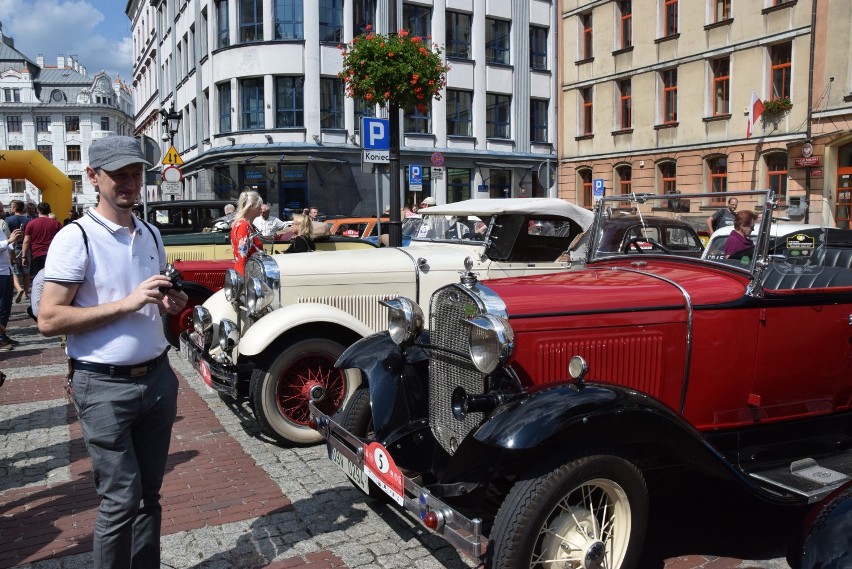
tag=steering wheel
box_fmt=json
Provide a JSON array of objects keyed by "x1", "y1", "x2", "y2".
[{"x1": 623, "y1": 237, "x2": 672, "y2": 254}]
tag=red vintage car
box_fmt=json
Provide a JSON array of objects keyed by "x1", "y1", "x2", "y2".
[{"x1": 311, "y1": 189, "x2": 852, "y2": 568}]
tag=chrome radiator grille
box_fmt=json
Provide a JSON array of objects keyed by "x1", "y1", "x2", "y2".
[
  {"x1": 297, "y1": 294, "x2": 398, "y2": 332},
  {"x1": 428, "y1": 285, "x2": 486, "y2": 456}
]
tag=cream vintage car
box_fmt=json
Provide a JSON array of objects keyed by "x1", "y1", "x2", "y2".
[{"x1": 180, "y1": 198, "x2": 593, "y2": 445}]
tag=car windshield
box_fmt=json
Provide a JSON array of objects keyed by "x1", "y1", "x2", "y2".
[
  {"x1": 588, "y1": 190, "x2": 770, "y2": 270},
  {"x1": 411, "y1": 214, "x2": 488, "y2": 243},
  {"x1": 586, "y1": 190, "x2": 851, "y2": 288}
]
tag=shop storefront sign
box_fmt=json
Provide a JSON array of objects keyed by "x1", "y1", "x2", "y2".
[{"x1": 794, "y1": 157, "x2": 821, "y2": 168}]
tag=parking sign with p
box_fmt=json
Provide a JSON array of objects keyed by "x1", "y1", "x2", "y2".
[{"x1": 362, "y1": 117, "x2": 390, "y2": 150}]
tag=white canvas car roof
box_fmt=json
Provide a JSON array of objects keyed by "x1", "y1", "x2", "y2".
[{"x1": 421, "y1": 198, "x2": 594, "y2": 230}]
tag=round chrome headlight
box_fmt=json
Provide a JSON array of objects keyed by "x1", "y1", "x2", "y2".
[
  {"x1": 245, "y1": 277, "x2": 273, "y2": 316},
  {"x1": 465, "y1": 314, "x2": 514, "y2": 374},
  {"x1": 381, "y1": 297, "x2": 424, "y2": 345},
  {"x1": 192, "y1": 305, "x2": 213, "y2": 350},
  {"x1": 218, "y1": 319, "x2": 240, "y2": 352},
  {"x1": 223, "y1": 269, "x2": 243, "y2": 304},
  {"x1": 192, "y1": 305, "x2": 212, "y2": 335}
]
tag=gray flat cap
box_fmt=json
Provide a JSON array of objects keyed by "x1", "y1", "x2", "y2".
[{"x1": 89, "y1": 136, "x2": 152, "y2": 171}]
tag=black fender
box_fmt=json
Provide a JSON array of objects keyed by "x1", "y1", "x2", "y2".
[
  {"x1": 442, "y1": 381, "x2": 800, "y2": 504},
  {"x1": 335, "y1": 331, "x2": 430, "y2": 439},
  {"x1": 180, "y1": 280, "x2": 215, "y2": 300}
]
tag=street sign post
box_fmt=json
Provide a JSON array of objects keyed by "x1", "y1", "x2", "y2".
[
  {"x1": 593, "y1": 179, "x2": 605, "y2": 203},
  {"x1": 162, "y1": 145, "x2": 183, "y2": 165},
  {"x1": 161, "y1": 181, "x2": 182, "y2": 198},
  {"x1": 362, "y1": 117, "x2": 390, "y2": 165}
]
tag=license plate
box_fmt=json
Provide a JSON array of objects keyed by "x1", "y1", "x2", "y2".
[{"x1": 330, "y1": 446, "x2": 369, "y2": 494}]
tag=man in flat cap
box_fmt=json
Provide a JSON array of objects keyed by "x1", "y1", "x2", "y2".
[{"x1": 39, "y1": 135, "x2": 188, "y2": 569}]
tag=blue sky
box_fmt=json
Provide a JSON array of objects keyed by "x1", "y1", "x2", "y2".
[{"x1": 0, "y1": 0, "x2": 132, "y2": 82}]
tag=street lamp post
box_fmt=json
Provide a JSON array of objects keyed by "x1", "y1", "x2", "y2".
[{"x1": 159, "y1": 105, "x2": 181, "y2": 147}]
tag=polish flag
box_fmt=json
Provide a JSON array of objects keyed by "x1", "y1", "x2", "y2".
[{"x1": 747, "y1": 90, "x2": 765, "y2": 138}]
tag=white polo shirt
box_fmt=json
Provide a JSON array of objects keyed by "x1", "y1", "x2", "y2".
[{"x1": 44, "y1": 209, "x2": 169, "y2": 365}]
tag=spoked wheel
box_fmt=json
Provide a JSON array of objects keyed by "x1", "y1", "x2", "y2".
[
  {"x1": 488, "y1": 455, "x2": 648, "y2": 569},
  {"x1": 250, "y1": 338, "x2": 361, "y2": 446}
]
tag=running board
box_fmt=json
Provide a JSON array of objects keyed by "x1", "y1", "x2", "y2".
[{"x1": 748, "y1": 451, "x2": 852, "y2": 503}]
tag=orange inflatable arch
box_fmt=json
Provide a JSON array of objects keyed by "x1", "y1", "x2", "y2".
[{"x1": 0, "y1": 150, "x2": 72, "y2": 216}]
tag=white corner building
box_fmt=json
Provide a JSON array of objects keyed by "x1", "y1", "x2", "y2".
[
  {"x1": 127, "y1": 0, "x2": 560, "y2": 217},
  {"x1": 0, "y1": 23, "x2": 135, "y2": 210}
]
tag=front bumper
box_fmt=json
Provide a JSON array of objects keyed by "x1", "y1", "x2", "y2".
[
  {"x1": 308, "y1": 401, "x2": 486, "y2": 560},
  {"x1": 179, "y1": 331, "x2": 244, "y2": 398}
]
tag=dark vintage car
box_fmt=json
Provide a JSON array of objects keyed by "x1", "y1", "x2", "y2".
[
  {"x1": 137, "y1": 200, "x2": 233, "y2": 235},
  {"x1": 310, "y1": 189, "x2": 852, "y2": 568},
  {"x1": 590, "y1": 214, "x2": 705, "y2": 257}
]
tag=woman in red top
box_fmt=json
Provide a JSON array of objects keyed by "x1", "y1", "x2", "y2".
[{"x1": 231, "y1": 190, "x2": 264, "y2": 275}]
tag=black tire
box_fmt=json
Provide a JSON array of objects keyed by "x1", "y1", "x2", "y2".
[
  {"x1": 337, "y1": 386, "x2": 391, "y2": 501},
  {"x1": 488, "y1": 455, "x2": 648, "y2": 569},
  {"x1": 338, "y1": 385, "x2": 372, "y2": 435},
  {"x1": 250, "y1": 337, "x2": 361, "y2": 446}
]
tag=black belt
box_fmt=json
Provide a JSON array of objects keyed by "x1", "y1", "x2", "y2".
[{"x1": 70, "y1": 349, "x2": 169, "y2": 378}]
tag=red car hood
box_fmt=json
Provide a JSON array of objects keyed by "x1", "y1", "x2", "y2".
[{"x1": 483, "y1": 260, "x2": 749, "y2": 317}]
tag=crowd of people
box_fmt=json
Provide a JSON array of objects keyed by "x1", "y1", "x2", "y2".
[{"x1": 0, "y1": 199, "x2": 67, "y2": 349}]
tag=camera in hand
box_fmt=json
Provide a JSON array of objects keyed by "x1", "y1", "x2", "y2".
[{"x1": 160, "y1": 264, "x2": 184, "y2": 295}]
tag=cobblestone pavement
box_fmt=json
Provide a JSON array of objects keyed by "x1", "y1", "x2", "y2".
[{"x1": 0, "y1": 301, "x2": 798, "y2": 568}]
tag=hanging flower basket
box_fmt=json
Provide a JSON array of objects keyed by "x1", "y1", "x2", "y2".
[{"x1": 339, "y1": 26, "x2": 450, "y2": 112}]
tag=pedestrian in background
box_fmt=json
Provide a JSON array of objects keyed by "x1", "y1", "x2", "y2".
[
  {"x1": 22, "y1": 202, "x2": 62, "y2": 277},
  {"x1": 5, "y1": 200, "x2": 31, "y2": 303},
  {"x1": 231, "y1": 190, "x2": 263, "y2": 275},
  {"x1": 706, "y1": 197, "x2": 738, "y2": 234},
  {"x1": 252, "y1": 204, "x2": 287, "y2": 238},
  {"x1": 38, "y1": 135, "x2": 188, "y2": 569},
  {"x1": 288, "y1": 214, "x2": 316, "y2": 252},
  {"x1": 0, "y1": 218, "x2": 22, "y2": 350}
]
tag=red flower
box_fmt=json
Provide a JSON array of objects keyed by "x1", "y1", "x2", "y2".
[
  {"x1": 366, "y1": 93, "x2": 373, "y2": 100},
  {"x1": 399, "y1": 29, "x2": 409, "y2": 37},
  {"x1": 387, "y1": 52, "x2": 394, "y2": 57}
]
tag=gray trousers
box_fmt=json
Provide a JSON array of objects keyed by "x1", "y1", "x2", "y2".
[{"x1": 72, "y1": 357, "x2": 178, "y2": 569}]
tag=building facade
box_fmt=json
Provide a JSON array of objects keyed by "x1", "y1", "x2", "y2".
[
  {"x1": 0, "y1": 23, "x2": 135, "y2": 210},
  {"x1": 558, "y1": 0, "x2": 852, "y2": 229},
  {"x1": 127, "y1": 0, "x2": 560, "y2": 218}
]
